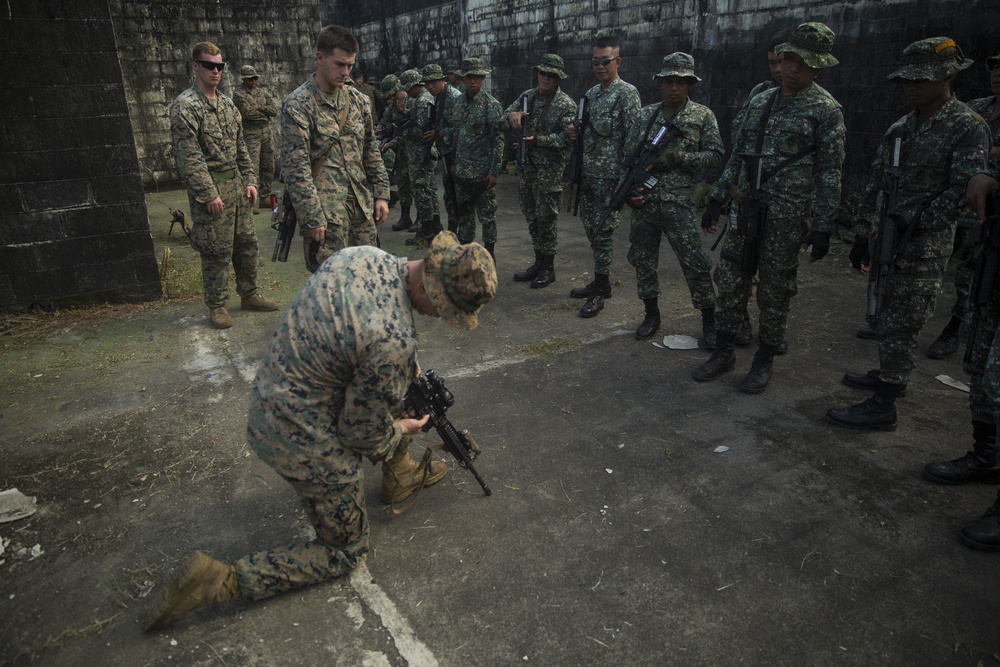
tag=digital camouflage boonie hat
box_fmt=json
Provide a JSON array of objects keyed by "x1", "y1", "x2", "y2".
[
  {"x1": 399, "y1": 68, "x2": 423, "y2": 90},
  {"x1": 379, "y1": 74, "x2": 402, "y2": 96},
  {"x1": 775, "y1": 22, "x2": 839, "y2": 69},
  {"x1": 458, "y1": 57, "x2": 491, "y2": 76},
  {"x1": 533, "y1": 54, "x2": 567, "y2": 80},
  {"x1": 422, "y1": 231, "x2": 497, "y2": 330},
  {"x1": 240, "y1": 65, "x2": 259, "y2": 79},
  {"x1": 887, "y1": 37, "x2": 974, "y2": 82},
  {"x1": 652, "y1": 52, "x2": 701, "y2": 82},
  {"x1": 421, "y1": 64, "x2": 447, "y2": 83}
]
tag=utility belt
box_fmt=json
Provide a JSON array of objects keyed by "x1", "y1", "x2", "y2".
[{"x1": 210, "y1": 168, "x2": 237, "y2": 183}]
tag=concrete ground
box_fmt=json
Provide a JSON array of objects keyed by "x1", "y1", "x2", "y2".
[{"x1": 1, "y1": 176, "x2": 998, "y2": 666}]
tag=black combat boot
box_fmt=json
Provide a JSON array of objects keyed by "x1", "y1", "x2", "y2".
[
  {"x1": 843, "y1": 368, "x2": 908, "y2": 396},
  {"x1": 923, "y1": 421, "x2": 1000, "y2": 485},
  {"x1": 739, "y1": 343, "x2": 776, "y2": 394},
  {"x1": 388, "y1": 190, "x2": 399, "y2": 208},
  {"x1": 735, "y1": 313, "x2": 752, "y2": 346},
  {"x1": 579, "y1": 273, "x2": 611, "y2": 318},
  {"x1": 927, "y1": 316, "x2": 962, "y2": 359},
  {"x1": 391, "y1": 206, "x2": 413, "y2": 231},
  {"x1": 570, "y1": 281, "x2": 594, "y2": 299},
  {"x1": 825, "y1": 380, "x2": 903, "y2": 431},
  {"x1": 700, "y1": 308, "x2": 717, "y2": 350},
  {"x1": 960, "y1": 490, "x2": 1000, "y2": 551},
  {"x1": 484, "y1": 242, "x2": 495, "y2": 262},
  {"x1": 692, "y1": 331, "x2": 736, "y2": 382},
  {"x1": 531, "y1": 254, "x2": 556, "y2": 288},
  {"x1": 635, "y1": 298, "x2": 660, "y2": 340},
  {"x1": 515, "y1": 252, "x2": 542, "y2": 282},
  {"x1": 447, "y1": 217, "x2": 458, "y2": 234}
]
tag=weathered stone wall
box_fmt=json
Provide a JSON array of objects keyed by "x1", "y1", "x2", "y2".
[{"x1": 0, "y1": 0, "x2": 161, "y2": 308}]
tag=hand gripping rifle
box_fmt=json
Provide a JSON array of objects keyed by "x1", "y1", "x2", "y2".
[
  {"x1": 271, "y1": 190, "x2": 296, "y2": 262},
  {"x1": 516, "y1": 96, "x2": 530, "y2": 170},
  {"x1": 720, "y1": 153, "x2": 769, "y2": 303},
  {"x1": 376, "y1": 117, "x2": 416, "y2": 143},
  {"x1": 867, "y1": 127, "x2": 906, "y2": 319},
  {"x1": 403, "y1": 369, "x2": 491, "y2": 496},
  {"x1": 965, "y1": 192, "x2": 1000, "y2": 364},
  {"x1": 566, "y1": 96, "x2": 586, "y2": 216}
]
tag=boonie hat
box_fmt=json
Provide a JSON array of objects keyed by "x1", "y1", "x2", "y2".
[
  {"x1": 422, "y1": 232, "x2": 497, "y2": 330},
  {"x1": 775, "y1": 22, "x2": 839, "y2": 69},
  {"x1": 653, "y1": 52, "x2": 701, "y2": 82},
  {"x1": 887, "y1": 37, "x2": 973, "y2": 82},
  {"x1": 240, "y1": 65, "x2": 259, "y2": 79},
  {"x1": 533, "y1": 54, "x2": 568, "y2": 80},
  {"x1": 421, "y1": 64, "x2": 446, "y2": 82},
  {"x1": 458, "y1": 57, "x2": 491, "y2": 77},
  {"x1": 399, "y1": 69, "x2": 423, "y2": 90},
  {"x1": 379, "y1": 74, "x2": 402, "y2": 96}
]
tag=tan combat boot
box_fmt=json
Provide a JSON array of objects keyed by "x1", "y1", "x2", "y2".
[
  {"x1": 240, "y1": 294, "x2": 279, "y2": 311},
  {"x1": 381, "y1": 447, "x2": 448, "y2": 504},
  {"x1": 146, "y1": 552, "x2": 241, "y2": 631},
  {"x1": 209, "y1": 306, "x2": 233, "y2": 329}
]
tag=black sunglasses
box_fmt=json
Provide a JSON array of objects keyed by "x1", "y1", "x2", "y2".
[{"x1": 196, "y1": 60, "x2": 226, "y2": 71}]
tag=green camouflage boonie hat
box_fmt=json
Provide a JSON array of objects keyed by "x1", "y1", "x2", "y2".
[
  {"x1": 422, "y1": 232, "x2": 498, "y2": 330},
  {"x1": 652, "y1": 52, "x2": 701, "y2": 82},
  {"x1": 399, "y1": 69, "x2": 423, "y2": 90},
  {"x1": 458, "y1": 57, "x2": 491, "y2": 76},
  {"x1": 987, "y1": 52, "x2": 1000, "y2": 70},
  {"x1": 775, "y1": 22, "x2": 839, "y2": 69},
  {"x1": 240, "y1": 65, "x2": 259, "y2": 79},
  {"x1": 887, "y1": 37, "x2": 973, "y2": 82},
  {"x1": 379, "y1": 74, "x2": 402, "y2": 96},
  {"x1": 533, "y1": 54, "x2": 567, "y2": 80},
  {"x1": 421, "y1": 64, "x2": 447, "y2": 83}
]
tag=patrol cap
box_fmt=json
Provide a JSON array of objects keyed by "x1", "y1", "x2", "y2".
[
  {"x1": 653, "y1": 52, "x2": 701, "y2": 82},
  {"x1": 775, "y1": 22, "x2": 839, "y2": 69},
  {"x1": 399, "y1": 68, "x2": 423, "y2": 90},
  {"x1": 988, "y1": 52, "x2": 1000, "y2": 70},
  {"x1": 422, "y1": 231, "x2": 497, "y2": 330},
  {"x1": 533, "y1": 54, "x2": 567, "y2": 80},
  {"x1": 421, "y1": 64, "x2": 447, "y2": 82},
  {"x1": 380, "y1": 74, "x2": 402, "y2": 96},
  {"x1": 240, "y1": 65, "x2": 259, "y2": 79},
  {"x1": 458, "y1": 57, "x2": 491, "y2": 76},
  {"x1": 887, "y1": 37, "x2": 973, "y2": 82}
]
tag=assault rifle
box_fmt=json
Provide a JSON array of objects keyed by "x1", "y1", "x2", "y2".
[
  {"x1": 403, "y1": 370, "x2": 491, "y2": 496},
  {"x1": 516, "y1": 96, "x2": 530, "y2": 170},
  {"x1": 422, "y1": 103, "x2": 437, "y2": 166},
  {"x1": 376, "y1": 117, "x2": 416, "y2": 143},
  {"x1": 566, "y1": 96, "x2": 586, "y2": 216},
  {"x1": 271, "y1": 190, "x2": 296, "y2": 262},
  {"x1": 720, "y1": 153, "x2": 768, "y2": 303},
  {"x1": 867, "y1": 127, "x2": 906, "y2": 319},
  {"x1": 965, "y1": 192, "x2": 1000, "y2": 364}
]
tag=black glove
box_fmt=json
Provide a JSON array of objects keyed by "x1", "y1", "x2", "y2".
[
  {"x1": 850, "y1": 236, "x2": 869, "y2": 270},
  {"x1": 804, "y1": 230, "x2": 831, "y2": 260},
  {"x1": 701, "y1": 199, "x2": 722, "y2": 230}
]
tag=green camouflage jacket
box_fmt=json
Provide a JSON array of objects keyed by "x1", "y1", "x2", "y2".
[
  {"x1": 447, "y1": 89, "x2": 504, "y2": 180},
  {"x1": 402, "y1": 89, "x2": 435, "y2": 146},
  {"x1": 581, "y1": 77, "x2": 641, "y2": 180},
  {"x1": 498, "y1": 86, "x2": 576, "y2": 180},
  {"x1": 433, "y1": 85, "x2": 464, "y2": 155},
  {"x1": 232, "y1": 84, "x2": 277, "y2": 128}
]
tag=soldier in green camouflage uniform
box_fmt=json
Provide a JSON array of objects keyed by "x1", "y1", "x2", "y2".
[
  {"x1": 145, "y1": 233, "x2": 498, "y2": 629},
  {"x1": 695, "y1": 23, "x2": 846, "y2": 393},
  {"x1": 567, "y1": 36, "x2": 642, "y2": 318},
  {"x1": 624, "y1": 53, "x2": 723, "y2": 345},
  {"x1": 828, "y1": 37, "x2": 989, "y2": 430},
  {"x1": 445, "y1": 57, "x2": 504, "y2": 255},
  {"x1": 398, "y1": 69, "x2": 441, "y2": 245},
  {"x1": 378, "y1": 75, "x2": 415, "y2": 231},
  {"x1": 169, "y1": 42, "x2": 278, "y2": 329},
  {"x1": 280, "y1": 26, "x2": 390, "y2": 273},
  {"x1": 498, "y1": 54, "x2": 576, "y2": 288},
  {"x1": 232, "y1": 65, "x2": 278, "y2": 200},
  {"x1": 422, "y1": 64, "x2": 464, "y2": 233},
  {"x1": 447, "y1": 66, "x2": 466, "y2": 95}
]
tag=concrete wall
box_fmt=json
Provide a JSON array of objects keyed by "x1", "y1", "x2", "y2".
[{"x1": 0, "y1": 0, "x2": 161, "y2": 308}]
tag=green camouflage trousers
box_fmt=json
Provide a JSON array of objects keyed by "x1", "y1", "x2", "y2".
[
  {"x1": 455, "y1": 177, "x2": 497, "y2": 245},
  {"x1": 578, "y1": 176, "x2": 619, "y2": 275},
  {"x1": 627, "y1": 199, "x2": 715, "y2": 307},
  {"x1": 244, "y1": 126, "x2": 274, "y2": 196},
  {"x1": 404, "y1": 143, "x2": 438, "y2": 222},
  {"x1": 518, "y1": 174, "x2": 561, "y2": 255},
  {"x1": 950, "y1": 224, "x2": 973, "y2": 321},
  {"x1": 965, "y1": 274, "x2": 1000, "y2": 424},
  {"x1": 384, "y1": 145, "x2": 413, "y2": 209},
  {"x1": 187, "y1": 176, "x2": 261, "y2": 308},
  {"x1": 440, "y1": 158, "x2": 458, "y2": 224},
  {"x1": 714, "y1": 205, "x2": 809, "y2": 346},
  {"x1": 866, "y1": 256, "x2": 948, "y2": 386},
  {"x1": 303, "y1": 195, "x2": 377, "y2": 273}
]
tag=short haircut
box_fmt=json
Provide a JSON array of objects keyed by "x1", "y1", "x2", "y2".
[
  {"x1": 594, "y1": 36, "x2": 620, "y2": 51},
  {"x1": 317, "y1": 25, "x2": 359, "y2": 55},
  {"x1": 767, "y1": 29, "x2": 787, "y2": 51},
  {"x1": 192, "y1": 42, "x2": 221, "y2": 60}
]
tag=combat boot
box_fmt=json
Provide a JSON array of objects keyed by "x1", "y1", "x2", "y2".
[
  {"x1": 570, "y1": 281, "x2": 594, "y2": 299},
  {"x1": 388, "y1": 189, "x2": 399, "y2": 208},
  {"x1": 391, "y1": 206, "x2": 413, "y2": 231},
  {"x1": 635, "y1": 298, "x2": 660, "y2": 340},
  {"x1": 692, "y1": 331, "x2": 736, "y2": 381},
  {"x1": 381, "y1": 447, "x2": 448, "y2": 504},
  {"x1": 579, "y1": 273, "x2": 611, "y2": 318},
  {"x1": 146, "y1": 552, "x2": 241, "y2": 631},
  {"x1": 923, "y1": 421, "x2": 1000, "y2": 485},
  {"x1": 209, "y1": 306, "x2": 233, "y2": 329},
  {"x1": 405, "y1": 220, "x2": 428, "y2": 246},
  {"x1": 241, "y1": 294, "x2": 279, "y2": 311},
  {"x1": 700, "y1": 308, "x2": 717, "y2": 350},
  {"x1": 960, "y1": 491, "x2": 1000, "y2": 551},
  {"x1": 484, "y1": 242, "x2": 495, "y2": 262},
  {"x1": 825, "y1": 380, "x2": 903, "y2": 431},
  {"x1": 514, "y1": 252, "x2": 542, "y2": 282},
  {"x1": 843, "y1": 369, "x2": 908, "y2": 396},
  {"x1": 739, "y1": 343, "x2": 776, "y2": 394},
  {"x1": 735, "y1": 313, "x2": 752, "y2": 346},
  {"x1": 927, "y1": 317, "x2": 962, "y2": 359},
  {"x1": 531, "y1": 254, "x2": 556, "y2": 288}
]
